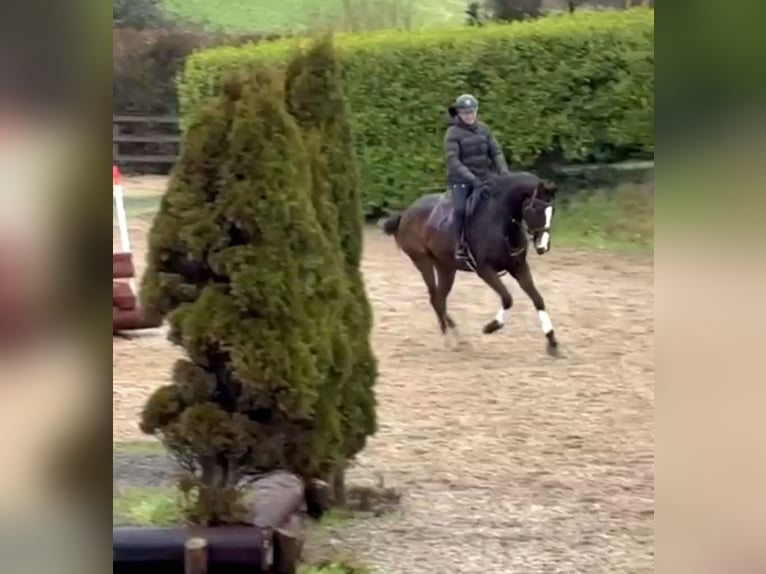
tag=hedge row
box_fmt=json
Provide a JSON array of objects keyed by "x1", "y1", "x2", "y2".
[{"x1": 178, "y1": 8, "x2": 653, "y2": 212}]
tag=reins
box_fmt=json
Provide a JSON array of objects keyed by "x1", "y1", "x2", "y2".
[{"x1": 505, "y1": 219, "x2": 528, "y2": 257}]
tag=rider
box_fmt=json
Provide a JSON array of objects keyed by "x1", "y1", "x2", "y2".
[{"x1": 444, "y1": 93, "x2": 510, "y2": 260}]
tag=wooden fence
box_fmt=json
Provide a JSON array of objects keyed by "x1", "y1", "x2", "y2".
[{"x1": 113, "y1": 114, "x2": 181, "y2": 167}]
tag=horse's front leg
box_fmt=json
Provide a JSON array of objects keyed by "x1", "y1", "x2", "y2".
[
  {"x1": 476, "y1": 265, "x2": 513, "y2": 334},
  {"x1": 511, "y1": 260, "x2": 559, "y2": 356}
]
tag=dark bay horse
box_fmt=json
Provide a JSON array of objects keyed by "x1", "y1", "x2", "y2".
[{"x1": 379, "y1": 172, "x2": 559, "y2": 355}]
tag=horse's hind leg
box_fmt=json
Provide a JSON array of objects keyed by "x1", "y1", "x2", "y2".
[
  {"x1": 435, "y1": 265, "x2": 469, "y2": 349},
  {"x1": 435, "y1": 265, "x2": 457, "y2": 330},
  {"x1": 511, "y1": 260, "x2": 559, "y2": 356},
  {"x1": 411, "y1": 255, "x2": 448, "y2": 334},
  {"x1": 476, "y1": 265, "x2": 514, "y2": 334}
]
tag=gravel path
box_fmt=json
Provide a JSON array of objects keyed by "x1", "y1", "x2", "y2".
[
  {"x1": 114, "y1": 452, "x2": 176, "y2": 490},
  {"x1": 114, "y1": 215, "x2": 653, "y2": 573}
]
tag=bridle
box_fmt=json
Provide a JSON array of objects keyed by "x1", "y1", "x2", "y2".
[
  {"x1": 505, "y1": 219, "x2": 528, "y2": 257},
  {"x1": 522, "y1": 186, "x2": 554, "y2": 236},
  {"x1": 505, "y1": 186, "x2": 554, "y2": 257}
]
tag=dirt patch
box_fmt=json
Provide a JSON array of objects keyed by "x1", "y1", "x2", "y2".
[{"x1": 113, "y1": 218, "x2": 653, "y2": 573}]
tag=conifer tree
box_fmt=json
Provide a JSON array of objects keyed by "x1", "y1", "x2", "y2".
[
  {"x1": 139, "y1": 68, "x2": 347, "y2": 524},
  {"x1": 285, "y1": 36, "x2": 378, "y2": 499}
]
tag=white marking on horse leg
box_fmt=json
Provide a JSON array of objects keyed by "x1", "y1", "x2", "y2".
[
  {"x1": 495, "y1": 307, "x2": 506, "y2": 325},
  {"x1": 535, "y1": 206, "x2": 553, "y2": 251},
  {"x1": 538, "y1": 310, "x2": 554, "y2": 334}
]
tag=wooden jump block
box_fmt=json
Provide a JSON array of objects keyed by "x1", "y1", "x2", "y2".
[
  {"x1": 113, "y1": 307, "x2": 161, "y2": 332},
  {"x1": 113, "y1": 252, "x2": 135, "y2": 279},
  {"x1": 113, "y1": 282, "x2": 137, "y2": 311}
]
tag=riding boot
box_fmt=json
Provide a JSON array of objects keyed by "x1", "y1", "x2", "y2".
[
  {"x1": 449, "y1": 183, "x2": 470, "y2": 260},
  {"x1": 453, "y1": 209, "x2": 467, "y2": 259}
]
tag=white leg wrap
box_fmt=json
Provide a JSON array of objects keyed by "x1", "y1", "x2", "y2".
[{"x1": 538, "y1": 310, "x2": 553, "y2": 334}]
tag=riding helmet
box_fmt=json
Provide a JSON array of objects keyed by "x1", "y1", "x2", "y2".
[{"x1": 452, "y1": 94, "x2": 479, "y2": 111}]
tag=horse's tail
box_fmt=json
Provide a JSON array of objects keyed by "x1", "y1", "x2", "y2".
[{"x1": 378, "y1": 213, "x2": 402, "y2": 236}]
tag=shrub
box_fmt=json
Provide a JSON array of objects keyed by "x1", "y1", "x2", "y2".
[
  {"x1": 113, "y1": 29, "x2": 199, "y2": 115},
  {"x1": 284, "y1": 35, "x2": 378, "y2": 498},
  {"x1": 113, "y1": 28, "x2": 281, "y2": 115},
  {"x1": 139, "y1": 67, "x2": 348, "y2": 524},
  {"x1": 179, "y1": 8, "x2": 654, "y2": 214}
]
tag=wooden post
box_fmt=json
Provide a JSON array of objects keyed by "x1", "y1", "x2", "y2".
[
  {"x1": 274, "y1": 514, "x2": 305, "y2": 574},
  {"x1": 184, "y1": 537, "x2": 208, "y2": 574}
]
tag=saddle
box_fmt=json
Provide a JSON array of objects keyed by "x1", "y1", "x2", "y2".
[
  {"x1": 426, "y1": 189, "x2": 484, "y2": 231},
  {"x1": 425, "y1": 190, "x2": 484, "y2": 270}
]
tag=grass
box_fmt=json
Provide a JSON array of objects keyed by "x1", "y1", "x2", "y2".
[
  {"x1": 116, "y1": 195, "x2": 165, "y2": 219},
  {"x1": 114, "y1": 439, "x2": 166, "y2": 455},
  {"x1": 113, "y1": 486, "x2": 184, "y2": 526},
  {"x1": 561, "y1": 184, "x2": 653, "y2": 250},
  {"x1": 298, "y1": 560, "x2": 372, "y2": 574},
  {"x1": 553, "y1": 183, "x2": 653, "y2": 252},
  {"x1": 160, "y1": 0, "x2": 468, "y2": 34}
]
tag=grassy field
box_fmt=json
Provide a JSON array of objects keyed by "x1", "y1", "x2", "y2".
[
  {"x1": 552, "y1": 183, "x2": 653, "y2": 251},
  {"x1": 160, "y1": 0, "x2": 468, "y2": 33},
  {"x1": 114, "y1": 486, "x2": 184, "y2": 526}
]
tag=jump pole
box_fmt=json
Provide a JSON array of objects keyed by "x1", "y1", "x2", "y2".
[{"x1": 113, "y1": 165, "x2": 134, "y2": 291}]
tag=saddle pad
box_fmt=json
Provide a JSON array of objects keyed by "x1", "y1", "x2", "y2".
[{"x1": 425, "y1": 193, "x2": 454, "y2": 232}]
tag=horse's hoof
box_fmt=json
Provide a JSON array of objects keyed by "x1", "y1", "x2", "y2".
[
  {"x1": 483, "y1": 320, "x2": 503, "y2": 334},
  {"x1": 546, "y1": 332, "x2": 560, "y2": 357}
]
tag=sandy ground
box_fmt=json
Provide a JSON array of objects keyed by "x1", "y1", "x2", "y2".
[{"x1": 113, "y1": 179, "x2": 653, "y2": 573}]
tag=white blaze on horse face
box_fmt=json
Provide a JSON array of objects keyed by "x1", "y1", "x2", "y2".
[
  {"x1": 538, "y1": 310, "x2": 554, "y2": 334},
  {"x1": 536, "y1": 206, "x2": 553, "y2": 252}
]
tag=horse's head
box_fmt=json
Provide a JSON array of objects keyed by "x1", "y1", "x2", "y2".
[{"x1": 522, "y1": 180, "x2": 556, "y2": 255}]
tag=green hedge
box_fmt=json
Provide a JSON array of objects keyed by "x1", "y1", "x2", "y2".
[{"x1": 179, "y1": 8, "x2": 653, "y2": 213}]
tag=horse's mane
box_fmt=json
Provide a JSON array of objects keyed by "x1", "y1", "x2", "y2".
[{"x1": 487, "y1": 171, "x2": 540, "y2": 200}]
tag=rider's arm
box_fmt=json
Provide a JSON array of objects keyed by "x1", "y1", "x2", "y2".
[
  {"x1": 488, "y1": 131, "x2": 510, "y2": 175},
  {"x1": 444, "y1": 128, "x2": 479, "y2": 185}
]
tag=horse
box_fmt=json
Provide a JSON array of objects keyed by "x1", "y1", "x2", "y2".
[{"x1": 378, "y1": 171, "x2": 559, "y2": 356}]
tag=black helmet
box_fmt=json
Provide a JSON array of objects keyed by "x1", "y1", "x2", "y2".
[{"x1": 452, "y1": 94, "x2": 478, "y2": 111}]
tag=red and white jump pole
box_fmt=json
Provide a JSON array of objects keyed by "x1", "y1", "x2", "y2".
[
  {"x1": 112, "y1": 165, "x2": 134, "y2": 290},
  {"x1": 113, "y1": 165, "x2": 131, "y2": 252}
]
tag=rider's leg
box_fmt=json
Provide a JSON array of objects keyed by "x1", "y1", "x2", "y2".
[{"x1": 450, "y1": 183, "x2": 470, "y2": 256}]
